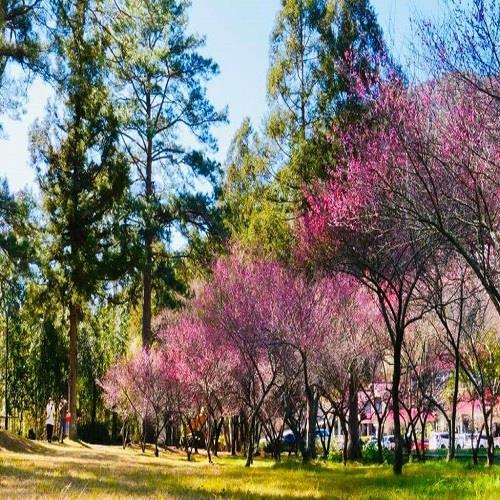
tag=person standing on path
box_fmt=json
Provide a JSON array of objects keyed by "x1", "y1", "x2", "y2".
[
  {"x1": 58, "y1": 397, "x2": 68, "y2": 443},
  {"x1": 65, "y1": 410, "x2": 71, "y2": 437},
  {"x1": 46, "y1": 396, "x2": 55, "y2": 443}
]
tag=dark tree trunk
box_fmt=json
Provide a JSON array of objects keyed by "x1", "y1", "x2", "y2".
[
  {"x1": 483, "y1": 410, "x2": 494, "y2": 467},
  {"x1": 419, "y1": 416, "x2": 428, "y2": 462},
  {"x1": 4, "y1": 313, "x2": 8, "y2": 431},
  {"x1": 111, "y1": 411, "x2": 118, "y2": 443},
  {"x1": 341, "y1": 419, "x2": 349, "y2": 466},
  {"x1": 410, "y1": 421, "x2": 420, "y2": 460},
  {"x1": 69, "y1": 301, "x2": 78, "y2": 440},
  {"x1": 121, "y1": 420, "x2": 129, "y2": 449},
  {"x1": 376, "y1": 420, "x2": 384, "y2": 464},
  {"x1": 154, "y1": 426, "x2": 159, "y2": 457},
  {"x1": 392, "y1": 335, "x2": 404, "y2": 475},
  {"x1": 448, "y1": 354, "x2": 460, "y2": 461},
  {"x1": 231, "y1": 415, "x2": 237, "y2": 455},
  {"x1": 486, "y1": 435, "x2": 494, "y2": 466},
  {"x1": 140, "y1": 419, "x2": 147, "y2": 453},
  {"x1": 141, "y1": 117, "x2": 153, "y2": 347},
  {"x1": 213, "y1": 418, "x2": 223, "y2": 456},
  {"x1": 347, "y1": 373, "x2": 361, "y2": 461},
  {"x1": 91, "y1": 380, "x2": 97, "y2": 425},
  {"x1": 303, "y1": 386, "x2": 318, "y2": 462},
  {"x1": 245, "y1": 414, "x2": 256, "y2": 467},
  {"x1": 205, "y1": 419, "x2": 213, "y2": 464}
]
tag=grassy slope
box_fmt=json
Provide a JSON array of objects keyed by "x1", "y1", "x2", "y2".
[{"x1": 0, "y1": 434, "x2": 498, "y2": 498}]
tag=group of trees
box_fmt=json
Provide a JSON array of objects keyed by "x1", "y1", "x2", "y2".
[
  {"x1": 0, "y1": 0, "x2": 498, "y2": 478},
  {"x1": 103, "y1": 0, "x2": 499, "y2": 476},
  {"x1": 1, "y1": 0, "x2": 224, "y2": 439}
]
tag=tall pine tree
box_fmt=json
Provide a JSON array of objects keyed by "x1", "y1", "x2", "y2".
[
  {"x1": 107, "y1": 0, "x2": 226, "y2": 346},
  {"x1": 267, "y1": 0, "x2": 384, "y2": 191},
  {"x1": 31, "y1": 0, "x2": 128, "y2": 438}
]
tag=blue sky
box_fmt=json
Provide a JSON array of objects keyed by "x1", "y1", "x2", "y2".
[{"x1": 0, "y1": 0, "x2": 441, "y2": 193}]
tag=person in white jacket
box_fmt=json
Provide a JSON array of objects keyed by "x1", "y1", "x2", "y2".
[{"x1": 46, "y1": 396, "x2": 55, "y2": 443}]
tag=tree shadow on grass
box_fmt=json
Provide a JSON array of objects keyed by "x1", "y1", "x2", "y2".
[
  {"x1": 0, "y1": 461, "x2": 287, "y2": 499},
  {"x1": 0, "y1": 431, "x2": 56, "y2": 455},
  {"x1": 1, "y1": 446, "x2": 497, "y2": 499}
]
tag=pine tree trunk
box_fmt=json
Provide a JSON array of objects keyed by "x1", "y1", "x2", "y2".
[
  {"x1": 69, "y1": 301, "x2": 78, "y2": 440},
  {"x1": 4, "y1": 313, "x2": 9, "y2": 431},
  {"x1": 142, "y1": 256, "x2": 152, "y2": 347},
  {"x1": 142, "y1": 109, "x2": 153, "y2": 348}
]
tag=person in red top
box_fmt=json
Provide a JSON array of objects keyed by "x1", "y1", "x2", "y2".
[{"x1": 65, "y1": 411, "x2": 71, "y2": 437}]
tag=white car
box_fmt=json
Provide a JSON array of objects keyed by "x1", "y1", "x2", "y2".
[
  {"x1": 456, "y1": 433, "x2": 488, "y2": 449},
  {"x1": 429, "y1": 431, "x2": 449, "y2": 449},
  {"x1": 382, "y1": 435, "x2": 395, "y2": 450}
]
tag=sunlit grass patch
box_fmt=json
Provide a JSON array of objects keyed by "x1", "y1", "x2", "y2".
[{"x1": 0, "y1": 435, "x2": 498, "y2": 498}]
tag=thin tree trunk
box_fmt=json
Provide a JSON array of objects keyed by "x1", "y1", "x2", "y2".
[
  {"x1": 245, "y1": 414, "x2": 255, "y2": 467},
  {"x1": 154, "y1": 427, "x2": 159, "y2": 457},
  {"x1": 483, "y1": 409, "x2": 494, "y2": 466},
  {"x1": 69, "y1": 301, "x2": 78, "y2": 440},
  {"x1": 448, "y1": 354, "x2": 460, "y2": 461},
  {"x1": 111, "y1": 411, "x2": 118, "y2": 443},
  {"x1": 410, "y1": 420, "x2": 420, "y2": 461},
  {"x1": 231, "y1": 415, "x2": 237, "y2": 455},
  {"x1": 4, "y1": 311, "x2": 9, "y2": 431},
  {"x1": 213, "y1": 418, "x2": 223, "y2": 456},
  {"x1": 140, "y1": 419, "x2": 147, "y2": 453},
  {"x1": 91, "y1": 379, "x2": 97, "y2": 425},
  {"x1": 392, "y1": 335, "x2": 404, "y2": 475},
  {"x1": 141, "y1": 110, "x2": 153, "y2": 347},
  {"x1": 341, "y1": 418, "x2": 348, "y2": 466},
  {"x1": 205, "y1": 418, "x2": 213, "y2": 463},
  {"x1": 376, "y1": 420, "x2": 384, "y2": 464}
]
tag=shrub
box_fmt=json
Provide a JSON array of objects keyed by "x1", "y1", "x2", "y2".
[{"x1": 78, "y1": 422, "x2": 111, "y2": 444}]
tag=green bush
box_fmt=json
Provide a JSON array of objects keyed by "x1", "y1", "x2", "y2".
[
  {"x1": 328, "y1": 449, "x2": 343, "y2": 462},
  {"x1": 78, "y1": 422, "x2": 111, "y2": 444},
  {"x1": 362, "y1": 444, "x2": 393, "y2": 464}
]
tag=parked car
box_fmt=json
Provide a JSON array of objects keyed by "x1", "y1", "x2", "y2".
[
  {"x1": 411, "y1": 440, "x2": 429, "y2": 451},
  {"x1": 281, "y1": 430, "x2": 297, "y2": 446},
  {"x1": 456, "y1": 433, "x2": 488, "y2": 449},
  {"x1": 382, "y1": 435, "x2": 395, "y2": 450},
  {"x1": 429, "y1": 431, "x2": 449, "y2": 449},
  {"x1": 315, "y1": 428, "x2": 330, "y2": 439}
]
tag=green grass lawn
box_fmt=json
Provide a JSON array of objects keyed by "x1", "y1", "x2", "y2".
[{"x1": 0, "y1": 432, "x2": 499, "y2": 498}]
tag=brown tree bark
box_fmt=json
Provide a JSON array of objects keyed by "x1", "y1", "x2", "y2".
[
  {"x1": 68, "y1": 301, "x2": 78, "y2": 440},
  {"x1": 392, "y1": 334, "x2": 403, "y2": 475},
  {"x1": 141, "y1": 101, "x2": 153, "y2": 348},
  {"x1": 347, "y1": 372, "x2": 361, "y2": 461}
]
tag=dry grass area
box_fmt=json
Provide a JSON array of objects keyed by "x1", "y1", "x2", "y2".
[{"x1": 0, "y1": 431, "x2": 499, "y2": 498}]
